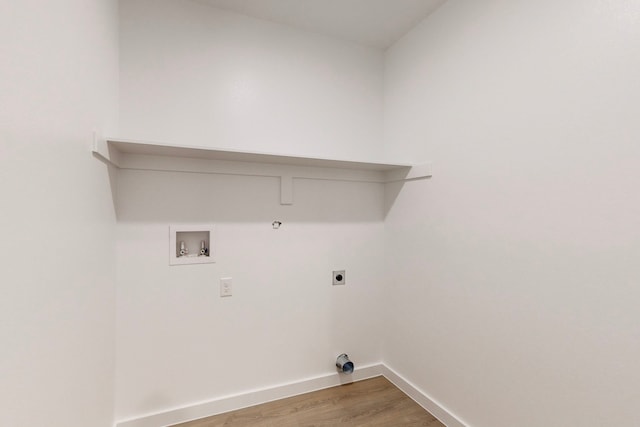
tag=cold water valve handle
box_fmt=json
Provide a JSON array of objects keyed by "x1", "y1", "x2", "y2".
[{"x1": 199, "y1": 240, "x2": 208, "y2": 256}]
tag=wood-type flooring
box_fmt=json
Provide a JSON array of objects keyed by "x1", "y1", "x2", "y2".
[{"x1": 173, "y1": 376, "x2": 445, "y2": 427}]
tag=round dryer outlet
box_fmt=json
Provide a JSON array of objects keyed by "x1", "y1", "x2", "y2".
[{"x1": 332, "y1": 270, "x2": 346, "y2": 285}]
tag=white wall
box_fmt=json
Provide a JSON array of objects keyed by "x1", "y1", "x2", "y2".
[
  {"x1": 115, "y1": 0, "x2": 388, "y2": 421},
  {"x1": 114, "y1": 170, "x2": 386, "y2": 420},
  {"x1": 0, "y1": 1, "x2": 119, "y2": 427},
  {"x1": 383, "y1": 0, "x2": 640, "y2": 426},
  {"x1": 119, "y1": 0, "x2": 384, "y2": 161},
  {"x1": 9, "y1": 1, "x2": 634, "y2": 424}
]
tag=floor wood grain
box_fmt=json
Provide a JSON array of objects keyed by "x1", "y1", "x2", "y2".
[{"x1": 172, "y1": 376, "x2": 445, "y2": 427}]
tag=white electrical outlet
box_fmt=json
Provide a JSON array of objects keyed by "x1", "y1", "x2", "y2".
[
  {"x1": 220, "y1": 277, "x2": 233, "y2": 297},
  {"x1": 333, "y1": 270, "x2": 346, "y2": 286}
]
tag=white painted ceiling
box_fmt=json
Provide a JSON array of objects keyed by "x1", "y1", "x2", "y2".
[{"x1": 196, "y1": 0, "x2": 446, "y2": 49}]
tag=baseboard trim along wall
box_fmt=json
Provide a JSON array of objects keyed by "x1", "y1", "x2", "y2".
[
  {"x1": 381, "y1": 364, "x2": 470, "y2": 427},
  {"x1": 115, "y1": 363, "x2": 468, "y2": 427}
]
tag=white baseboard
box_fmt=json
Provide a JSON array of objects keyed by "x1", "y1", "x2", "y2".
[
  {"x1": 115, "y1": 363, "x2": 383, "y2": 427},
  {"x1": 381, "y1": 364, "x2": 469, "y2": 427},
  {"x1": 115, "y1": 363, "x2": 469, "y2": 427}
]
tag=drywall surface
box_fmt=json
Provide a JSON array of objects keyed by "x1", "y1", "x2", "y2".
[
  {"x1": 383, "y1": 0, "x2": 640, "y2": 426},
  {"x1": 114, "y1": 170, "x2": 385, "y2": 420},
  {"x1": 116, "y1": 4, "x2": 388, "y2": 419},
  {"x1": 0, "y1": 1, "x2": 119, "y2": 427},
  {"x1": 119, "y1": 0, "x2": 384, "y2": 161}
]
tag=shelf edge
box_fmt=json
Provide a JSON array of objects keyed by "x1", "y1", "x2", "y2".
[
  {"x1": 92, "y1": 136, "x2": 122, "y2": 168},
  {"x1": 104, "y1": 137, "x2": 414, "y2": 171}
]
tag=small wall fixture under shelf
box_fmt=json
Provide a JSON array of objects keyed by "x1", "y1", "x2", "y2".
[{"x1": 93, "y1": 137, "x2": 432, "y2": 205}]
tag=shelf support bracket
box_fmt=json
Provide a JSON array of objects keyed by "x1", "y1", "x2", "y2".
[
  {"x1": 384, "y1": 162, "x2": 432, "y2": 182},
  {"x1": 92, "y1": 134, "x2": 121, "y2": 168},
  {"x1": 280, "y1": 174, "x2": 294, "y2": 205}
]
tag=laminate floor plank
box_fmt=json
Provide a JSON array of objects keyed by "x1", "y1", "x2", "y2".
[{"x1": 172, "y1": 376, "x2": 445, "y2": 427}]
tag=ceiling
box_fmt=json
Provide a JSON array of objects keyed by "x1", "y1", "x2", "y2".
[{"x1": 196, "y1": 0, "x2": 446, "y2": 50}]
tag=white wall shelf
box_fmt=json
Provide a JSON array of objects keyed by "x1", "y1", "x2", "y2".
[{"x1": 93, "y1": 137, "x2": 432, "y2": 205}]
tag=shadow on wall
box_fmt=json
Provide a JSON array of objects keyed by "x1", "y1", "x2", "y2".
[
  {"x1": 93, "y1": 151, "x2": 119, "y2": 213},
  {"x1": 383, "y1": 177, "x2": 432, "y2": 219},
  {"x1": 115, "y1": 169, "x2": 388, "y2": 224},
  {"x1": 384, "y1": 181, "x2": 404, "y2": 219}
]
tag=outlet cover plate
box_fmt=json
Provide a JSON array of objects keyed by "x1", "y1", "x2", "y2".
[{"x1": 220, "y1": 277, "x2": 233, "y2": 297}]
